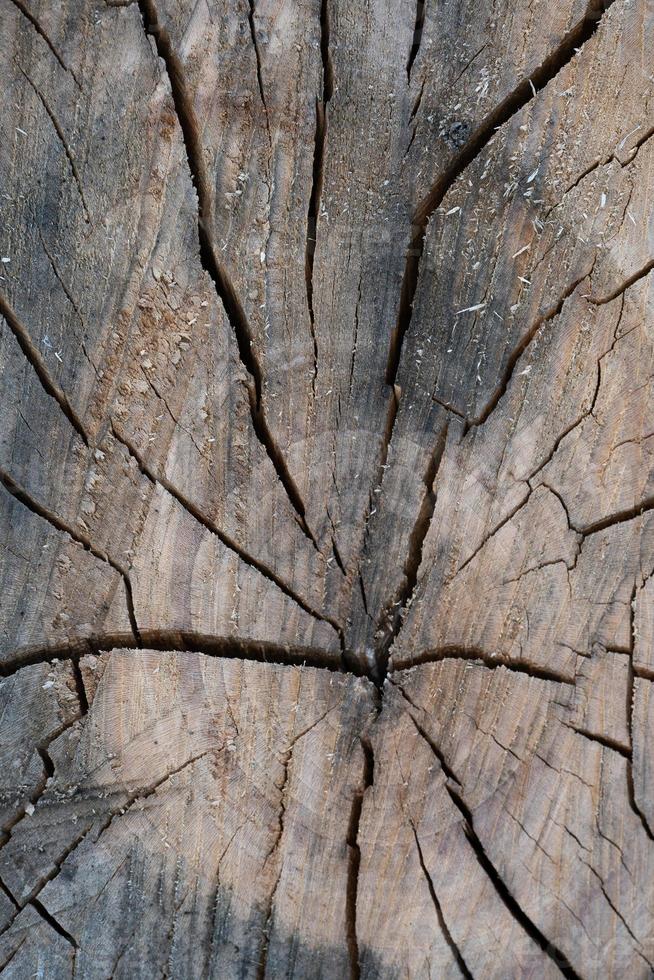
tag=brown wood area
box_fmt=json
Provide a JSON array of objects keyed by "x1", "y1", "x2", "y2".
[{"x1": 0, "y1": 0, "x2": 653, "y2": 975}]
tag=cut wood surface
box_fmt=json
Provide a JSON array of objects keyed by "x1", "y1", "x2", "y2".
[{"x1": 0, "y1": 0, "x2": 652, "y2": 976}]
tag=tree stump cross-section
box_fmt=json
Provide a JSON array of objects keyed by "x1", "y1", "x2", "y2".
[{"x1": 0, "y1": 0, "x2": 653, "y2": 976}]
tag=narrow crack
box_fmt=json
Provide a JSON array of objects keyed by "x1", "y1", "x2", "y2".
[
  {"x1": 562, "y1": 723, "x2": 630, "y2": 758},
  {"x1": 0, "y1": 937, "x2": 26, "y2": 973},
  {"x1": 431, "y1": 393, "x2": 465, "y2": 418},
  {"x1": 0, "y1": 769, "x2": 48, "y2": 853},
  {"x1": 119, "y1": 573, "x2": 141, "y2": 647},
  {"x1": 626, "y1": 584, "x2": 654, "y2": 841},
  {"x1": 36, "y1": 229, "x2": 91, "y2": 349},
  {"x1": 463, "y1": 268, "x2": 594, "y2": 432},
  {"x1": 578, "y1": 857, "x2": 654, "y2": 969},
  {"x1": 525, "y1": 394, "x2": 599, "y2": 487},
  {"x1": 358, "y1": 571, "x2": 369, "y2": 617},
  {"x1": 407, "y1": 76, "x2": 426, "y2": 136},
  {"x1": 305, "y1": 94, "x2": 322, "y2": 401},
  {"x1": 373, "y1": 422, "x2": 449, "y2": 682},
  {"x1": 8, "y1": 0, "x2": 80, "y2": 86},
  {"x1": 348, "y1": 386, "x2": 400, "y2": 625},
  {"x1": 203, "y1": 823, "x2": 247, "y2": 979},
  {"x1": 246, "y1": 0, "x2": 271, "y2": 142},
  {"x1": 453, "y1": 487, "x2": 531, "y2": 579},
  {"x1": 538, "y1": 483, "x2": 578, "y2": 537},
  {"x1": 410, "y1": 822, "x2": 473, "y2": 978},
  {"x1": 345, "y1": 737, "x2": 373, "y2": 979},
  {"x1": 18, "y1": 66, "x2": 90, "y2": 222},
  {"x1": 368, "y1": 385, "x2": 400, "y2": 516},
  {"x1": 501, "y1": 558, "x2": 574, "y2": 587},
  {"x1": 0, "y1": 638, "x2": 107, "y2": 678},
  {"x1": 319, "y1": 0, "x2": 334, "y2": 104},
  {"x1": 256, "y1": 737, "x2": 295, "y2": 980},
  {"x1": 0, "y1": 294, "x2": 89, "y2": 446},
  {"x1": 326, "y1": 505, "x2": 348, "y2": 577},
  {"x1": 557, "y1": 120, "x2": 654, "y2": 205},
  {"x1": 331, "y1": 537, "x2": 347, "y2": 576},
  {"x1": 135, "y1": 0, "x2": 318, "y2": 549},
  {"x1": 590, "y1": 258, "x2": 654, "y2": 305},
  {"x1": 623, "y1": 124, "x2": 654, "y2": 163},
  {"x1": 452, "y1": 43, "x2": 488, "y2": 87},
  {"x1": 349, "y1": 274, "x2": 363, "y2": 398}
]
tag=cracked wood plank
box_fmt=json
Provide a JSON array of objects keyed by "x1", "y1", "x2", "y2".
[{"x1": 1, "y1": 0, "x2": 653, "y2": 975}]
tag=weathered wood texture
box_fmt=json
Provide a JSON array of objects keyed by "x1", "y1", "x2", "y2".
[{"x1": 0, "y1": 0, "x2": 653, "y2": 975}]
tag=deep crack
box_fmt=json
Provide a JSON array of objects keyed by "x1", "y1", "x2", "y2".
[
  {"x1": 411, "y1": 822, "x2": 473, "y2": 978},
  {"x1": 345, "y1": 737, "x2": 374, "y2": 979},
  {"x1": 406, "y1": 0, "x2": 427, "y2": 82},
  {"x1": 135, "y1": 0, "x2": 318, "y2": 549}
]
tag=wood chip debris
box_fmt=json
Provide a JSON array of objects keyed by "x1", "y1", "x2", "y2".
[{"x1": 455, "y1": 303, "x2": 487, "y2": 315}]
